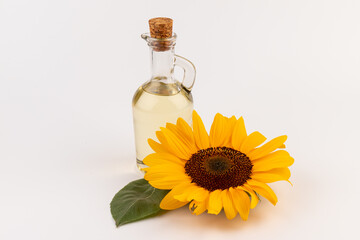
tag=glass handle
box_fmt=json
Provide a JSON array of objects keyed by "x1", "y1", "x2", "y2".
[{"x1": 174, "y1": 54, "x2": 196, "y2": 92}]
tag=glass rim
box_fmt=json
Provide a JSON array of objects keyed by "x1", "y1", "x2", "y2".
[{"x1": 141, "y1": 33, "x2": 177, "y2": 42}]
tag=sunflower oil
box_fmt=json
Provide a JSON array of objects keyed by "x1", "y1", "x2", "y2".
[{"x1": 132, "y1": 81, "x2": 193, "y2": 170}]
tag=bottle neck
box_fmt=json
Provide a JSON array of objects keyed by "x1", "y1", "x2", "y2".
[{"x1": 150, "y1": 46, "x2": 175, "y2": 82}]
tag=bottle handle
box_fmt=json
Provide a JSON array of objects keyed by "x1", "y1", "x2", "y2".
[{"x1": 174, "y1": 54, "x2": 196, "y2": 92}]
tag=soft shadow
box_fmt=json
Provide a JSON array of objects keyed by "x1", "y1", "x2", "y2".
[
  {"x1": 160, "y1": 202, "x2": 273, "y2": 232},
  {"x1": 162, "y1": 166, "x2": 315, "y2": 231}
]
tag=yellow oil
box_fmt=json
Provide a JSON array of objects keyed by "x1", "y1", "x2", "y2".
[{"x1": 132, "y1": 80, "x2": 193, "y2": 170}]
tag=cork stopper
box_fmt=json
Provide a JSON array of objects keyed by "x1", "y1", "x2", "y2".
[{"x1": 149, "y1": 17, "x2": 173, "y2": 39}]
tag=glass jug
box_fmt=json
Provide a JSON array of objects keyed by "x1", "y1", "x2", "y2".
[{"x1": 132, "y1": 33, "x2": 196, "y2": 170}]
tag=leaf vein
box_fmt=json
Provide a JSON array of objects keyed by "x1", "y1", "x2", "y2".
[{"x1": 119, "y1": 187, "x2": 157, "y2": 220}]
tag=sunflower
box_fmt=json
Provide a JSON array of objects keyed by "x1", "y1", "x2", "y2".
[{"x1": 143, "y1": 111, "x2": 294, "y2": 220}]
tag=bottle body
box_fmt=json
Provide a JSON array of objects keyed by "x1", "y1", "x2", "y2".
[
  {"x1": 132, "y1": 31, "x2": 196, "y2": 170},
  {"x1": 132, "y1": 81, "x2": 193, "y2": 169}
]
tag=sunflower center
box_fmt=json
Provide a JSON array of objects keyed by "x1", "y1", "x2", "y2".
[
  {"x1": 184, "y1": 147, "x2": 253, "y2": 192},
  {"x1": 205, "y1": 156, "x2": 232, "y2": 173}
]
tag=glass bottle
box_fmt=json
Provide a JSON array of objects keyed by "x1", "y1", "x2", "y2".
[{"x1": 132, "y1": 18, "x2": 196, "y2": 170}]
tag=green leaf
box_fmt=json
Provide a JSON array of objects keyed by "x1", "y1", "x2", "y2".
[{"x1": 110, "y1": 178, "x2": 170, "y2": 226}]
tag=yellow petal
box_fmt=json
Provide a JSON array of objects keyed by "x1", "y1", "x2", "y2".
[
  {"x1": 166, "y1": 122, "x2": 198, "y2": 154},
  {"x1": 240, "y1": 131, "x2": 267, "y2": 154},
  {"x1": 173, "y1": 186, "x2": 196, "y2": 202},
  {"x1": 176, "y1": 117, "x2": 195, "y2": 145},
  {"x1": 251, "y1": 167, "x2": 291, "y2": 183},
  {"x1": 145, "y1": 170, "x2": 186, "y2": 183},
  {"x1": 155, "y1": 131, "x2": 176, "y2": 155},
  {"x1": 240, "y1": 185, "x2": 259, "y2": 209},
  {"x1": 193, "y1": 187, "x2": 209, "y2": 202},
  {"x1": 247, "y1": 179, "x2": 278, "y2": 205},
  {"x1": 146, "y1": 174, "x2": 191, "y2": 189},
  {"x1": 247, "y1": 135, "x2": 288, "y2": 160},
  {"x1": 229, "y1": 187, "x2": 250, "y2": 221},
  {"x1": 145, "y1": 170, "x2": 185, "y2": 179},
  {"x1": 209, "y1": 113, "x2": 227, "y2": 147},
  {"x1": 228, "y1": 116, "x2": 237, "y2": 131},
  {"x1": 148, "y1": 180, "x2": 184, "y2": 190},
  {"x1": 160, "y1": 194, "x2": 188, "y2": 210},
  {"x1": 145, "y1": 164, "x2": 185, "y2": 177},
  {"x1": 174, "y1": 184, "x2": 209, "y2": 202},
  {"x1": 143, "y1": 153, "x2": 190, "y2": 190},
  {"x1": 160, "y1": 183, "x2": 191, "y2": 210},
  {"x1": 143, "y1": 153, "x2": 185, "y2": 167},
  {"x1": 221, "y1": 189, "x2": 237, "y2": 220},
  {"x1": 192, "y1": 110, "x2": 210, "y2": 149},
  {"x1": 231, "y1": 117, "x2": 247, "y2": 150},
  {"x1": 148, "y1": 138, "x2": 170, "y2": 154},
  {"x1": 160, "y1": 127, "x2": 192, "y2": 159},
  {"x1": 207, "y1": 189, "x2": 223, "y2": 215},
  {"x1": 223, "y1": 116, "x2": 237, "y2": 147},
  {"x1": 173, "y1": 184, "x2": 200, "y2": 202},
  {"x1": 252, "y1": 150, "x2": 294, "y2": 172},
  {"x1": 189, "y1": 199, "x2": 208, "y2": 215}
]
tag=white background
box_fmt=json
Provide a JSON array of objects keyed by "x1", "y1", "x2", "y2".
[{"x1": 1, "y1": 0, "x2": 360, "y2": 239}]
